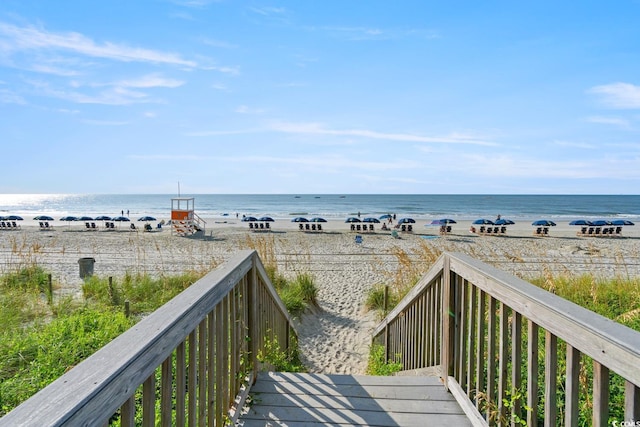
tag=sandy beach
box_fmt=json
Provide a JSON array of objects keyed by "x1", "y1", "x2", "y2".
[{"x1": 1, "y1": 217, "x2": 639, "y2": 374}]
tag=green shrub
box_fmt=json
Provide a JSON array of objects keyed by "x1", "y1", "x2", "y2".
[
  {"x1": 0, "y1": 308, "x2": 134, "y2": 415},
  {"x1": 257, "y1": 335, "x2": 305, "y2": 373},
  {"x1": 366, "y1": 344, "x2": 402, "y2": 376}
]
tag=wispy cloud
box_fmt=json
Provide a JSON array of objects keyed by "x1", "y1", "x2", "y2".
[
  {"x1": 552, "y1": 139, "x2": 597, "y2": 150},
  {"x1": 310, "y1": 26, "x2": 440, "y2": 41},
  {"x1": 235, "y1": 105, "x2": 265, "y2": 114},
  {"x1": 269, "y1": 122, "x2": 498, "y2": 146},
  {"x1": 170, "y1": 0, "x2": 220, "y2": 7},
  {"x1": 0, "y1": 22, "x2": 197, "y2": 67},
  {"x1": 82, "y1": 119, "x2": 130, "y2": 126},
  {"x1": 586, "y1": 116, "x2": 631, "y2": 129},
  {"x1": 27, "y1": 79, "x2": 153, "y2": 105},
  {"x1": 110, "y1": 74, "x2": 184, "y2": 89},
  {"x1": 588, "y1": 82, "x2": 640, "y2": 109}
]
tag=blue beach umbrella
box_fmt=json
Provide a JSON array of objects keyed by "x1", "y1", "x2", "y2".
[
  {"x1": 60, "y1": 216, "x2": 78, "y2": 222},
  {"x1": 379, "y1": 214, "x2": 393, "y2": 220},
  {"x1": 242, "y1": 216, "x2": 258, "y2": 222},
  {"x1": 95, "y1": 215, "x2": 112, "y2": 221},
  {"x1": 112, "y1": 216, "x2": 130, "y2": 222},
  {"x1": 532, "y1": 220, "x2": 556, "y2": 227},
  {"x1": 291, "y1": 217, "x2": 308, "y2": 222},
  {"x1": 397, "y1": 218, "x2": 415, "y2": 224},
  {"x1": 345, "y1": 217, "x2": 361, "y2": 223},
  {"x1": 494, "y1": 219, "x2": 515, "y2": 225},
  {"x1": 5, "y1": 215, "x2": 23, "y2": 221},
  {"x1": 612, "y1": 219, "x2": 635, "y2": 226},
  {"x1": 473, "y1": 219, "x2": 494, "y2": 225},
  {"x1": 138, "y1": 216, "x2": 157, "y2": 222},
  {"x1": 310, "y1": 217, "x2": 327, "y2": 222},
  {"x1": 259, "y1": 216, "x2": 275, "y2": 222},
  {"x1": 78, "y1": 216, "x2": 94, "y2": 221},
  {"x1": 34, "y1": 215, "x2": 54, "y2": 221},
  {"x1": 569, "y1": 220, "x2": 592, "y2": 226},
  {"x1": 362, "y1": 217, "x2": 380, "y2": 223},
  {"x1": 590, "y1": 220, "x2": 611, "y2": 227}
]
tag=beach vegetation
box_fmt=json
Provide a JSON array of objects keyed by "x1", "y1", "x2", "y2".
[
  {"x1": 366, "y1": 344, "x2": 402, "y2": 376},
  {"x1": 82, "y1": 271, "x2": 203, "y2": 315},
  {"x1": 270, "y1": 271, "x2": 319, "y2": 317},
  {"x1": 257, "y1": 334, "x2": 305, "y2": 373},
  {"x1": 0, "y1": 307, "x2": 134, "y2": 415},
  {"x1": 246, "y1": 235, "x2": 318, "y2": 317}
]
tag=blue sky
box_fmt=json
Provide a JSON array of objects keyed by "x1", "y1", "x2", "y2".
[{"x1": 1, "y1": 1, "x2": 639, "y2": 194}]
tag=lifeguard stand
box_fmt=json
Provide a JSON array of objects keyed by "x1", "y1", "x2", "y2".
[{"x1": 171, "y1": 197, "x2": 205, "y2": 236}]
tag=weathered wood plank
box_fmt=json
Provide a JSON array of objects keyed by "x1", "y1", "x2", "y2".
[
  {"x1": 527, "y1": 321, "x2": 539, "y2": 427},
  {"x1": 593, "y1": 361, "x2": 609, "y2": 427},
  {"x1": 241, "y1": 373, "x2": 473, "y2": 427},
  {"x1": 565, "y1": 345, "x2": 580, "y2": 427}
]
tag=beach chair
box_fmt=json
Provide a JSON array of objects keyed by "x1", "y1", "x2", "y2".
[
  {"x1": 602, "y1": 227, "x2": 609, "y2": 235},
  {"x1": 355, "y1": 235, "x2": 363, "y2": 245},
  {"x1": 595, "y1": 227, "x2": 601, "y2": 235},
  {"x1": 317, "y1": 224, "x2": 322, "y2": 231},
  {"x1": 534, "y1": 227, "x2": 542, "y2": 235},
  {"x1": 259, "y1": 223, "x2": 264, "y2": 230},
  {"x1": 543, "y1": 227, "x2": 549, "y2": 235},
  {"x1": 486, "y1": 227, "x2": 492, "y2": 234},
  {"x1": 44, "y1": 222, "x2": 52, "y2": 230},
  {"x1": 446, "y1": 226, "x2": 452, "y2": 233},
  {"x1": 299, "y1": 224, "x2": 304, "y2": 231},
  {"x1": 615, "y1": 226, "x2": 622, "y2": 236},
  {"x1": 130, "y1": 223, "x2": 137, "y2": 231},
  {"x1": 401, "y1": 225, "x2": 406, "y2": 232},
  {"x1": 0, "y1": 222, "x2": 4, "y2": 229},
  {"x1": 391, "y1": 230, "x2": 400, "y2": 239},
  {"x1": 500, "y1": 226, "x2": 506, "y2": 234},
  {"x1": 249, "y1": 223, "x2": 253, "y2": 229},
  {"x1": 408, "y1": 225, "x2": 413, "y2": 232},
  {"x1": 588, "y1": 227, "x2": 594, "y2": 235},
  {"x1": 369, "y1": 224, "x2": 374, "y2": 231},
  {"x1": 265, "y1": 222, "x2": 270, "y2": 230},
  {"x1": 305, "y1": 224, "x2": 310, "y2": 231},
  {"x1": 85, "y1": 222, "x2": 91, "y2": 230},
  {"x1": 11, "y1": 221, "x2": 20, "y2": 229},
  {"x1": 350, "y1": 224, "x2": 355, "y2": 231},
  {"x1": 479, "y1": 226, "x2": 486, "y2": 234},
  {"x1": 579, "y1": 227, "x2": 587, "y2": 236},
  {"x1": 311, "y1": 224, "x2": 316, "y2": 231}
]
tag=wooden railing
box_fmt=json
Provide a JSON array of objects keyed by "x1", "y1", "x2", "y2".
[
  {"x1": 0, "y1": 250, "x2": 294, "y2": 427},
  {"x1": 372, "y1": 252, "x2": 640, "y2": 426}
]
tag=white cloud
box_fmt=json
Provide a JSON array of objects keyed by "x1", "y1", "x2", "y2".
[
  {"x1": 235, "y1": 105, "x2": 265, "y2": 114},
  {"x1": 0, "y1": 22, "x2": 197, "y2": 67},
  {"x1": 269, "y1": 122, "x2": 498, "y2": 146},
  {"x1": 586, "y1": 116, "x2": 631, "y2": 129},
  {"x1": 589, "y1": 82, "x2": 640, "y2": 109},
  {"x1": 111, "y1": 74, "x2": 184, "y2": 89}
]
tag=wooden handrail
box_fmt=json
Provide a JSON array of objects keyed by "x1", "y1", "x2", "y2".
[
  {"x1": 0, "y1": 250, "x2": 295, "y2": 427},
  {"x1": 372, "y1": 252, "x2": 640, "y2": 425}
]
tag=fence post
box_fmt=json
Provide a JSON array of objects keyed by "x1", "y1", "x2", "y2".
[
  {"x1": 47, "y1": 274, "x2": 53, "y2": 305},
  {"x1": 247, "y1": 253, "x2": 259, "y2": 383},
  {"x1": 441, "y1": 255, "x2": 453, "y2": 390}
]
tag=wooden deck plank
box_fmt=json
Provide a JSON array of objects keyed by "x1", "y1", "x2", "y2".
[{"x1": 238, "y1": 372, "x2": 473, "y2": 427}]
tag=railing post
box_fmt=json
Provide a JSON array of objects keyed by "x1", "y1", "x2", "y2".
[
  {"x1": 625, "y1": 381, "x2": 640, "y2": 423},
  {"x1": 441, "y1": 255, "x2": 453, "y2": 390},
  {"x1": 247, "y1": 253, "x2": 259, "y2": 383}
]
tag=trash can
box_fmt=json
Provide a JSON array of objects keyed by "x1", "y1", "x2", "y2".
[{"x1": 78, "y1": 257, "x2": 95, "y2": 278}]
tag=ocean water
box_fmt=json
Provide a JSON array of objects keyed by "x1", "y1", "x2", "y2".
[{"x1": 0, "y1": 194, "x2": 638, "y2": 222}]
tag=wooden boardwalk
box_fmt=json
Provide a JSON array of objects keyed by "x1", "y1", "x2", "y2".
[{"x1": 237, "y1": 372, "x2": 473, "y2": 427}]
